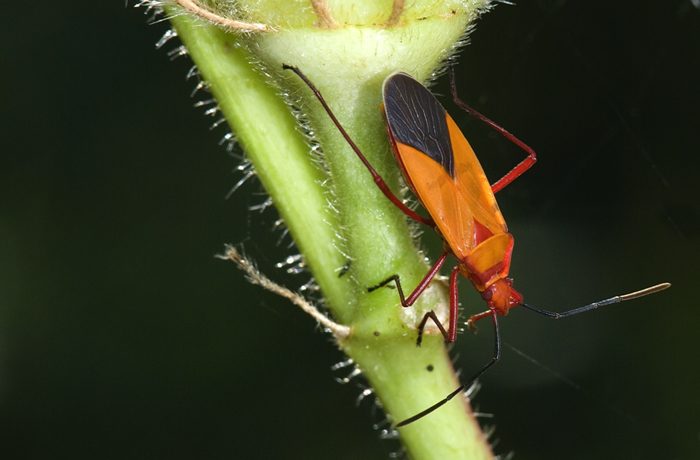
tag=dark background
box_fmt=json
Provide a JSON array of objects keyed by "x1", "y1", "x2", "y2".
[{"x1": 2, "y1": 1, "x2": 699, "y2": 459}]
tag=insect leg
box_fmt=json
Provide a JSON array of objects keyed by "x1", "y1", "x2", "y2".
[
  {"x1": 283, "y1": 64, "x2": 432, "y2": 226},
  {"x1": 416, "y1": 265, "x2": 461, "y2": 345},
  {"x1": 368, "y1": 251, "x2": 448, "y2": 304},
  {"x1": 416, "y1": 311, "x2": 450, "y2": 346},
  {"x1": 465, "y1": 309, "x2": 494, "y2": 333},
  {"x1": 449, "y1": 68, "x2": 537, "y2": 194},
  {"x1": 395, "y1": 310, "x2": 501, "y2": 427}
]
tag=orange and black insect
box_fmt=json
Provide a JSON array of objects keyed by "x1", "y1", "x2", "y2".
[{"x1": 284, "y1": 64, "x2": 670, "y2": 426}]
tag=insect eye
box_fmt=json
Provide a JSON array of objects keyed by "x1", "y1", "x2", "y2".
[{"x1": 481, "y1": 290, "x2": 492, "y2": 301}]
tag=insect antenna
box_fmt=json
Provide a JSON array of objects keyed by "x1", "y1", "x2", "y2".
[
  {"x1": 395, "y1": 312, "x2": 502, "y2": 428},
  {"x1": 518, "y1": 283, "x2": 670, "y2": 319},
  {"x1": 396, "y1": 282, "x2": 670, "y2": 427}
]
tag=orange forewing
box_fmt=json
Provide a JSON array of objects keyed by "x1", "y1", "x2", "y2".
[{"x1": 393, "y1": 112, "x2": 508, "y2": 261}]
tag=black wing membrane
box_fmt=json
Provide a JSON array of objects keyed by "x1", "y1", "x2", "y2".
[{"x1": 383, "y1": 73, "x2": 455, "y2": 178}]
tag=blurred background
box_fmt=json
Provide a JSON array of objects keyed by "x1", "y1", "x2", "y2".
[{"x1": 1, "y1": 1, "x2": 699, "y2": 459}]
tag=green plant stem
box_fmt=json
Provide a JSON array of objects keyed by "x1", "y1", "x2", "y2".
[{"x1": 166, "y1": 2, "x2": 495, "y2": 458}]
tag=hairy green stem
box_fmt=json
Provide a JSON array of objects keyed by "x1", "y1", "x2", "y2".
[{"x1": 163, "y1": 1, "x2": 495, "y2": 458}]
